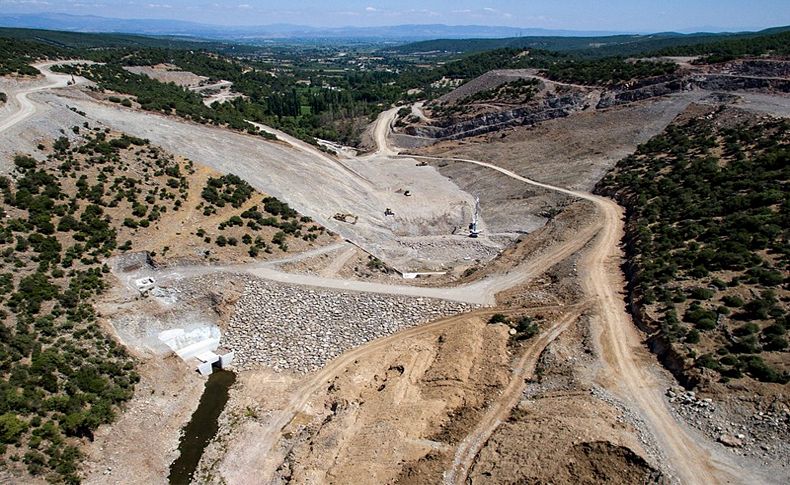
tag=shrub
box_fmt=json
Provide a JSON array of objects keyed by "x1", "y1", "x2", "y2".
[
  {"x1": 263, "y1": 196, "x2": 298, "y2": 219},
  {"x1": 14, "y1": 155, "x2": 37, "y2": 171},
  {"x1": 763, "y1": 335, "x2": 788, "y2": 351},
  {"x1": 696, "y1": 353, "x2": 721, "y2": 370},
  {"x1": 0, "y1": 413, "x2": 28, "y2": 444},
  {"x1": 685, "y1": 329, "x2": 701, "y2": 343},
  {"x1": 689, "y1": 287, "x2": 715, "y2": 300},
  {"x1": 272, "y1": 231, "x2": 286, "y2": 246},
  {"x1": 696, "y1": 318, "x2": 717, "y2": 331},
  {"x1": 730, "y1": 335, "x2": 760, "y2": 354},
  {"x1": 489, "y1": 313, "x2": 508, "y2": 324},
  {"x1": 734, "y1": 323, "x2": 759, "y2": 336},
  {"x1": 719, "y1": 355, "x2": 738, "y2": 366},
  {"x1": 721, "y1": 295, "x2": 744, "y2": 307},
  {"x1": 684, "y1": 304, "x2": 717, "y2": 324},
  {"x1": 514, "y1": 316, "x2": 539, "y2": 340},
  {"x1": 763, "y1": 323, "x2": 786, "y2": 336},
  {"x1": 740, "y1": 356, "x2": 789, "y2": 384},
  {"x1": 123, "y1": 218, "x2": 138, "y2": 229}
]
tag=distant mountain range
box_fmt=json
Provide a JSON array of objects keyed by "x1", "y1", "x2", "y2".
[
  {"x1": 0, "y1": 13, "x2": 631, "y2": 41},
  {"x1": 388, "y1": 25, "x2": 790, "y2": 57}
]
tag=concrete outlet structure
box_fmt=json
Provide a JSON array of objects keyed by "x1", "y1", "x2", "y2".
[{"x1": 158, "y1": 326, "x2": 234, "y2": 376}]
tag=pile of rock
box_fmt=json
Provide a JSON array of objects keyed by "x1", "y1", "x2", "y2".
[
  {"x1": 666, "y1": 386, "x2": 790, "y2": 467},
  {"x1": 666, "y1": 388, "x2": 715, "y2": 410},
  {"x1": 223, "y1": 278, "x2": 471, "y2": 373},
  {"x1": 591, "y1": 386, "x2": 665, "y2": 464}
]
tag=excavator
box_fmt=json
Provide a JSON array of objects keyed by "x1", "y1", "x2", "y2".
[{"x1": 333, "y1": 212, "x2": 358, "y2": 224}]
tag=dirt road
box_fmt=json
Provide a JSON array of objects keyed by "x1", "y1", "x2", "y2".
[
  {"x1": 370, "y1": 106, "x2": 401, "y2": 157},
  {"x1": 400, "y1": 153, "x2": 746, "y2": 484},
  {"x1": 0, "y1": 61, "x2": 87, "y2": 134},
  {"x1": 222, "y1": 307, "x2": 511, "y2": 484},
  {"x1": 18, "y1": 63, "x2": 487, "y2": 272},
  {"x1": 318, "y1": 246, "x2": 358, "y2": 277},
  {"x1": 246, "y1": 120, "x2": 375, "y2": 186},
  {"x1": 363, "y1": 98, "x2": 746, "y2": 483},
  {"x1": 580, "y1": 196, "x2": 745, "y2": 484},
  {"x1": 6, "y1": 62, "x2": 749, "y2": 483},
  {"x1": 444, "y1": 307, "x2": 586, "y2": 485}
]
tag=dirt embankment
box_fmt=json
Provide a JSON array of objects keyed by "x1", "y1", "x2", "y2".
[
  {"x1": 464, "y1": 281, "x2": 665, "y2": 485},
  {"x1": 199, "y1": 197, "x2": 663, "y2": 484}
]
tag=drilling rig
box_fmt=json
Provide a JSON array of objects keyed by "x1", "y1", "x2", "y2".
[{"x1": 468, "y1": 196, "x2": 481, "y2": 238}]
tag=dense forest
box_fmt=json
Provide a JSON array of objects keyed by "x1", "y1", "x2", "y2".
[
  {"x1": 543, "y1": 58, "x2": 677, "y2": 86},
  {"x1": 597, "y1": 107, "x2": 789, "y2": 385},
  {"x1": 0, "y1": 37, "x2": 61, "y2": 75},
  {"x1": 386, "y1": 26, "x2": 790, "y2": 58},
  {"x1": 657, "y1": 29, "x2": 790, "y2": 63}
]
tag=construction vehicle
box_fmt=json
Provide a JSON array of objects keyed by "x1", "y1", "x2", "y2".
[
  {"x1": 468, "y1": 196, "x2": 481, "y2": 238},
  {"x1": 333, "y1": 212, "x2": 358, "y2": 224},
  {"x1": 384, "y1": 208, "x2": 394, "y2": 216}
]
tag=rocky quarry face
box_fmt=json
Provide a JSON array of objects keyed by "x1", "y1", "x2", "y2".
[
  {"x1": 405, "y1": 92, "x2": 589, "y2": 140},
  {"x1": 406, "y1": 61, "x2": 790, "y2": 142}
]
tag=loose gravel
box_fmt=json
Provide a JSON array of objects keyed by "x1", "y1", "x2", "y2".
[
  {"x1": 223, "y1": 278, "x2": 471, "y2": 373},
  {"x1": 666, "y1": 387, "x2": 790, "y2": 473}
]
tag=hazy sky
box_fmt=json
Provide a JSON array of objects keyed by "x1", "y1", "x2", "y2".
[{"x1": 2, "y1": 0, "x2": 789, "y2": 31}]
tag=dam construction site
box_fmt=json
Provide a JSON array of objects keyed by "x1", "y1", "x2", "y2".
[{"x1": 0, "y1": 19, "x2": 788, "y2": 485}]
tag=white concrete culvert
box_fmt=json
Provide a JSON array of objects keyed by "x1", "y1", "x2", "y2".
[{"x1": 223, "y1": 278, "x2": 471, "y2": 373}]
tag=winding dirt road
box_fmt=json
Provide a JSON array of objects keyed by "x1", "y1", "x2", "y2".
[
  {"x1": 361, "y1": 102, "x2": 744, "y2": 483},
  {"x1": 393, "y1": 158, "x2": 744, "y2": 484},
  {"x1": 4, "y1": 63, "x2": 748, "y2": 484},
  {"x1": 0, "y1": 61, "x2": 84, "y2": 134},
  {"x1": 382, "y1": 167, "x2": 741, "y2": 484}
]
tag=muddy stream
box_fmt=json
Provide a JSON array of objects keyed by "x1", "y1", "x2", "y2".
[{"x1": 168, "y1": 370, "x2": 236, "y2": 484}]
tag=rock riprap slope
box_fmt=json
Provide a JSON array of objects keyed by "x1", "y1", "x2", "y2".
[{"x1": 224, "y1": 279, "x2": 471, "y2": 372}]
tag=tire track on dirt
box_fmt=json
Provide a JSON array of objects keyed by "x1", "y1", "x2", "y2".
[
  {"x1": 444, "y1": 307, "x2": 586, "y2": 485},
  {"x1": 0, "y1": 61, "x2": 86, "y2": 134},
  {"x1": 402, "y1": 153, "x2": 747, "y2": 484},
  {"x1": 224, "y1": 309, "x2": 500, "y2": 484}
]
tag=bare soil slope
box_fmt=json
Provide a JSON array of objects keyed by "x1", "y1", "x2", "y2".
[{"x1": 417, "y1": 92, "x2": 705, "y2": 191}]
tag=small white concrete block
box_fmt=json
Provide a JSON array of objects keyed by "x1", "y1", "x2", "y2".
[
  {"x1": 219, "y1": 352, "x2": 235, "y2": 368},
  {"x1": 197, "y1": 361, "x2": 214, "y2": 376},
  {"x1": 196, "y1": 351, "x2": 219, "y2": 364}
]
